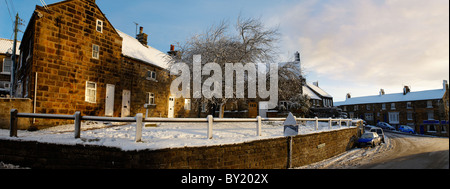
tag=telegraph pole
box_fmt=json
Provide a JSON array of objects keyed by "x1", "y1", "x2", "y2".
[
  {"x1": 10, "y1": 13, "x2": 19, "y2": 97},
  {"x1": 10, "y1": 13, "x2": 21, "y2": 97}
]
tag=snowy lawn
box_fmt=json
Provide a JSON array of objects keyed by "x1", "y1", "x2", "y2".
[{"x1": 0, "y1": 120, "x2": 354, "y2": 151}]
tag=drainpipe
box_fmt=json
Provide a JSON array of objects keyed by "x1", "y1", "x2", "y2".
[{"x1": 33, "y1": 72, "x2": 37, "y2": 123}]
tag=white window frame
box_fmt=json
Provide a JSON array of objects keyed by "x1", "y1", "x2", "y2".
[
  {"x1": 427, "y1": 100, "x2": 433, "y2": 108},
  {"x1": 382, "y1": 103, "x2": 386, "y2": 110},
  {"x1": 366, "y1": 104, "x2": 371, "y2": 111},
  {"x1": 407, "y1": 102, "x2": 412, "y2": 109},
  {"x1": 407, "y1": 111, "x2": 413, "y2": 121},
  {"x1": 2, "y1": 57, "x2": 12, "y2": 74},
  {"x1": 146, "y1": 92, "x2": 155, "y2": 105},
  {"x1": 85, "y1": 81, "x2": 97, "y2": 103},
  {"x1": 92, "y1": 44, "x2": 100, "y2": 59},
  {"x1": 391, "y1": 103, "x2": 396, "y2": 110},
  {"x1": 96, "y1": 19, "x2": 103, "y2": 33},
  {"x1": 184, "y1": 99, "x2": 191, "y2": 110},
  {"x1": 365, "y1": 113, "x2": 374, "y2": 121},
  {"x1": 427, "y1": 111, "x2": 434, "y2": 120},
  {"x1": 388, "y1": 112, "x2": 399, "y2": 124},
  {"x1": 146, "y1": 70, "x2": 157, "y2": 81}
]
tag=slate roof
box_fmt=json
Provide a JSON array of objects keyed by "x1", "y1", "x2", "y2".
[{"x1": 334, "y1": 88, "x2": 446, "y2": 106}]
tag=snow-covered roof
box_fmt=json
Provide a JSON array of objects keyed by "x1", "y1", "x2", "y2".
[
  {"x1": 303, "y1": 86, "x2": 321, "y2": 100},
  {"x1": 0, "y1": 38, "x2": 20, "y2": 55},
  {"x1": 306, "y1": 83, "x2": 332, "y2": 98},
  {"x1": 334, "y1": 89, "x2": 446, "y2": 106},
  {"x1": 116, "y1": 30, "x2": 171, "y2": 70}
]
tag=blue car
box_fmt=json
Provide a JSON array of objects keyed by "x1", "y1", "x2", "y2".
[
  {"x1": 398, "y1": 125, "x2": 415, "y2": 134},
  {"x1": 357, "y1": 132, "x2": 382, "y2": 148}
]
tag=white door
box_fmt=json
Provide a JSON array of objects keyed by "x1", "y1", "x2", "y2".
[
  {"x1": 105, "y1": 84, "x2": 115, "y2": 116},
  {"x1": 122, "y1": 90, "x2": 131, "y2": 117},
  {"x1": 168, "y1": 97, "x2": 175, "y2": 118}
]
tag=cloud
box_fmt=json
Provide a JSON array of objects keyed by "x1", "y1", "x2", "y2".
[{"x1": 271, "y1": 0, "x2": 449, "y2": 90}]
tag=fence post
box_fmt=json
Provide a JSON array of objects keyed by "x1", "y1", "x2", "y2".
[
  {"x1": 10, "y1": 109, "x2": 18, "y2": 138},
  {"x1": 329, "y1": 117, "x2": 332, "y2": 129},
  {"x1": 74, "y1": 111, "x2": 81, "y2": 139},
  {"x1": 256, "y1": 116, "x2": 262, "y2": 136},
  {"x1": 207, "y1": 115, "x2": 213, "y2": 139},
  {"x1": 315, "y1": 117, "x2": 319, "y2": 131},
  {"x1": 135, "y1": 113, "x2": 143, "y2": 142},
  {"x1": 339, "y1": 120, "x2": 342, "y2": 128}
]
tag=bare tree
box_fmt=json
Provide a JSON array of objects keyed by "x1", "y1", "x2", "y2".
[{"x1": 171, "y1": 16, "x2": 280, "y2": 118}]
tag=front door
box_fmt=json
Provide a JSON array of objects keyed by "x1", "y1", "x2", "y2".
[
  {"x1": 105, "y1": 84, "x2": 115, "y2": 117},
  {"x1": 248, "y1": 102, "x2": 258, "y2": 118},
  {"x1": 168, "y1": 97, "x2": 175, "y2": 118},
  {"x1": 122, "y1": 90, "x2": 131, "y2": 117}
]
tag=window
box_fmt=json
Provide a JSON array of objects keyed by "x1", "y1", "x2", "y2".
[
  {"x1": 343, "y1": 106, "x2": 347, "y2": 111},
  {"x1": 441, "y1": 126, "x2": 447, "y2": 133},
  {"x1": 365, "y1": 113, "x2": 374, "y2": 121},
  {"x1": 279, "y1": 101, "x2": 289, "y2": 110},
  {"x1": 388, "y1": 112, "x2": 399, "y2": 124},
  {"x1": 427, "y1": 125, "x2": 436, "y2": 132},
  {"x1": 349, "y1": 112, "x2": 354, "y2": 119},
  {"x1": 2, "y1": 58, "x2": 11, "y2": 73},
  {"x1": 366, "y1": 104, "x2": 371, "y2": 111},
  {"x1": 92, "y1": 44, "x2": 99, "y2": 59},
  {"x1": 427, "y1": 111, "x2": 434, "y2": 120},
  {"x1": 382, "y1": 103, "x2": 386, "y2": 110},
  {"x1": 146, "y1": 92, "x2": 155, "y2": 105},
  {"x1": 407, "y1": 102, "x2": 412, "y2": 109},
  {"x1": 146, "y1": 70, "x2": 157, "y2": 81},
  {"x1": 96, "y1": 19, "x2": 103, "y2": 33},
  {"x1": 354, "y1": 105, "x2": 358, "y2": 111},
  {"x1": 391, "y1": 103, "x2": 396, "y2": 110},
  {"x1": 427, "y1": 100, "x2": 433, "y2": 108},
  {"x1": 85, "y1": 81, "x2": 97, "y2": 103},
  {"x1": 184, "y1": 99, "x2": 191, "y2": 110},
  {"x1": 407, "y1": 112, "x2": 413, "y2": 120}
]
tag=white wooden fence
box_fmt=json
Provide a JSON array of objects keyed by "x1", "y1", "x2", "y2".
[{"x1": 10, "y1": 109, "x2": 353, "y2": 142}]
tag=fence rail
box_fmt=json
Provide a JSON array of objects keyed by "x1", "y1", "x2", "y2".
[{"x1": 10, "y1": 109, "x2": 353, "y2": 142}]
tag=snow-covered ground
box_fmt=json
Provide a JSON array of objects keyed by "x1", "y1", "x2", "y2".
[
  {"x1": 0, "y1": 120, "x2": 354, "y2": 151},
  {"x1": 296, "y1": 131, "x2": 394, "y2": 169}
]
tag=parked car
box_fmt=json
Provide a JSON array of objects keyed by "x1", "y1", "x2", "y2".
[
  {"x1": 370, "y1": 127, "x2": 385, "y2": 143},
  {"x1": 376, "y1": 122, "x2": 396, "y2": 131},
  {"x1": 398, "y1": 125, "x2": 415, "y2": 134},
  {"x1": 357, "y1": 132, "x2": 382, "y2": 148}
]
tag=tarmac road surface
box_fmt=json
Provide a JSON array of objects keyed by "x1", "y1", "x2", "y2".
[{"x1": 358, "y1": 132, "x2": 449, "y2": 169}]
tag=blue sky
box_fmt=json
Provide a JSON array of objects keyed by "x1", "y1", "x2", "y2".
[{"x1": 1, "y1": 0, "x2": 449, "y2": 102}]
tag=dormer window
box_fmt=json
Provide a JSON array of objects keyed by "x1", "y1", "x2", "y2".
[{"x1": 96, "y1": 19, "x2": 103, "y2": 33}]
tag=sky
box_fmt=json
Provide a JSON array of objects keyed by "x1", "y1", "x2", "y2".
[{"x1": 1, "y1": 0, "x2": 448, "y2": 102}]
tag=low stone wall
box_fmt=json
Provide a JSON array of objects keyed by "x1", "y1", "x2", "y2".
[
  {"x1": 0, "y1": 98, "x2": 32, "y2": 130},
  {"x1": 0, "y1": 127, "x2": 358, "y2": 169}
]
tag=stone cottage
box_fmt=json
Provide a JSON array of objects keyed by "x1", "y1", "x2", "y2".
[{"x1": 13, "y1": 0, "x2": 186, "y2": 127}]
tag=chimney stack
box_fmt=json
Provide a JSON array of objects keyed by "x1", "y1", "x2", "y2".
[
  {"x1": 444, "y1": 80, "x2": 448, "y2": 90},
  {"x1": 313, "y1": 81, "x2": 319, "y2": 87},
  {"x1": 346, "y1": 93, "x2": 351, "y2": 99},
  {"x1": 403, "y1": 86, "x2": 410, "y2": 95},
  {"x1": 379, "y1": 89, "x2": 385, "y2": 96},
  {"x1": 136, "y1": 26, "x2": 148, "y2": 46},
  {"x1": 168, "y1": 44, "x2": 180, "y2": 58}
]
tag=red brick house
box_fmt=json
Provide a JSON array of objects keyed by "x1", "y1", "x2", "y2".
[
  {"x1": 13, "y1": 0, "x2": 186, "y2": 127},
  {"x1": 335, "y1": 81, "x2": 449, "y2": 137}
]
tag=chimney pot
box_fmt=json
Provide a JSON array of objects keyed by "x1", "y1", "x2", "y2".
[
  {"x1": 379, "y1": 89, "x2": 385, "y2": 96},
  {"x1": 403, "y1": 86, "x2": 410, "y2": 95},
  {"x1": 139, "y1": 26, "x2": 144, "y2": 34},
  {"x1": 346, "y1": 93, "x2": 351, "y2": 99}
]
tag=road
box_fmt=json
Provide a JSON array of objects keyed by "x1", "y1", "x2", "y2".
[
  {"x1": 298, "y1": 132, "x2": 449, "y2": 169},
  {"x1": 358, "y1": 132, "x2": 449, "y2": 169}
]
